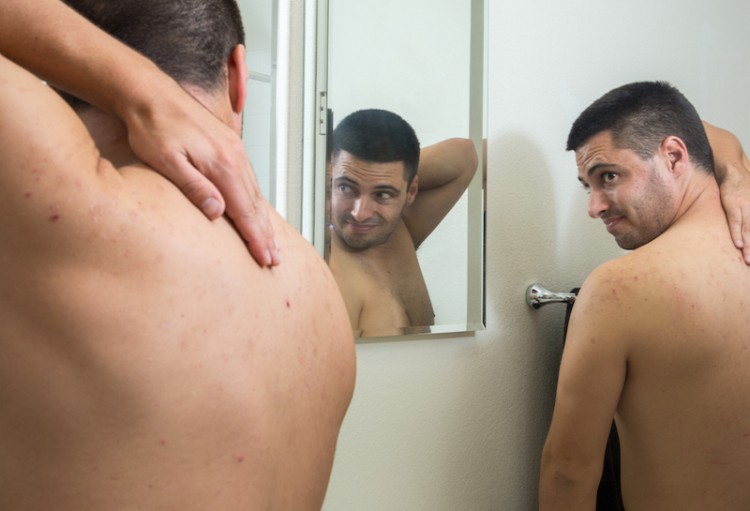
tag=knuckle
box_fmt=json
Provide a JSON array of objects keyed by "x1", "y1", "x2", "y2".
[{"x1": 179, "y1": 177, "x2": 208, "y2": 199}]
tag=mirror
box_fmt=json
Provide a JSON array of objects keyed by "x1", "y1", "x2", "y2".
[
  {"x1": 307, "y1": 0, "x2": 486, "y2": 338},
  {"x1": 239, "y1": 0, "x2": 275, "y2": 202}
]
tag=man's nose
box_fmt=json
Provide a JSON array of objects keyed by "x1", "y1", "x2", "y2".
[
  {"x1": 351, "y1": 197, "x2": 373, "y2": 222},
  {"x1": 588, "y1": 189, "x2": 609, "y2": 219}
]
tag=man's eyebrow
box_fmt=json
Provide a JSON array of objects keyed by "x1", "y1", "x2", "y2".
[
  {"x1": 586, "y1": 162, "x2": 617, "y2": 177},
  {"x1": 372, "y1": 184, "x2": 401, "y2": 195},
  {"x1": 578, "y1": 162, "x2": 617, "y2": 186},
  {"x1": 334, "y1": 176, "x2": 357, "y2": 185}
]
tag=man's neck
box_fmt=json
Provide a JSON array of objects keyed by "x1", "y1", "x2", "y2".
[{"x1": 674, "y1": 169, "x2": 721, "y2": 222}]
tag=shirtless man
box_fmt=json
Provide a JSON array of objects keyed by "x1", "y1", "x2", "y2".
[
  {"x1": 328, "y1": 109, "x2": 478, "y2": 337},
  {"x1": 539, "y1": 81, "x2": 750, "y2": 510},
  {"x1": 0, "y1": 1, "x2": 355, "y2": 509}
]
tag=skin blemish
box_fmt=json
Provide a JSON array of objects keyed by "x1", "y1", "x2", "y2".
[
  {"x1": 24, "y1": 192, "x2": 32, "y2": 198},
  {"x1": 235, "y1": 455, "x2": 245, "y2": 464},
  {"x1": 285, "y1": 299, "x2": 291, "y2": 309},
  {"x1": 48, "y1": 205, "x2": 60, "y2": 222}
]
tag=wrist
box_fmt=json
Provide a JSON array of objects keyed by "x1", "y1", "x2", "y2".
[{"x1": 110, "y1": 58, "x2": 177, "y2": 127}]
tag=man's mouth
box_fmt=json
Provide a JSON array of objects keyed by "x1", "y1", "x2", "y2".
[
  {"x1": 603, "y1": 216, "x2": 622, "y2": 233},
  {"x1": 347, "y1": 221, "x2": 379, "y2": 233}
]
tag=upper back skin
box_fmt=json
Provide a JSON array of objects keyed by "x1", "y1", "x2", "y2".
[
  {"x1": 591, "y1": 199, "x2": 750, "y2": 510},
  {"x1": 0, "y1": 54, "x2": 355, "y2": 511}
]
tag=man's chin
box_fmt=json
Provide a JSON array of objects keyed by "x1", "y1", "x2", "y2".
[
  {"x1": 334, "y1": 230, "x2": 375, "y2": 250},
  {"x1": 343, "y1": 236, "x2": 377, "y2": 250},
  {"x1": 614, "y1": 233, "x2": 648, "y2": 251}
]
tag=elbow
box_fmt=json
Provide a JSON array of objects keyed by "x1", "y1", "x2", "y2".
[
  {"x1": 539, "y1": 449, "x2": 602, "y2": 510},
  {"x1": 449, "y1": 137, "x2": 479, "y2": 181}
]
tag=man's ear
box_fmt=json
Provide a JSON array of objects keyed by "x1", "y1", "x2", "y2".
[
  {"x1": 660, "y1": 135, "x2": 689, "y2": 176},
  {"x1": 227, "y1": 44, "x2": 248, "y2": 114},
  {"x1": 406, "y1": 175, "x2": 419, "y2": 206}
]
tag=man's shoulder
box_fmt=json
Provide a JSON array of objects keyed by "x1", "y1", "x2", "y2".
[{"x1": 579, "y1": 249, "x2": 668, "y2": 310}]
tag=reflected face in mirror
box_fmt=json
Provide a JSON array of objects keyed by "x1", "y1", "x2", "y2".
[{"x1": 331, "y1": 151, "x2": 417, "y2": 251}]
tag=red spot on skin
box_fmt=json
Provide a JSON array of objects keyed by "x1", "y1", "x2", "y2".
[
  {"x1": 24, "y1": 192, "x2": 32, "y2": 198},
  {"x1": 49, "y1": 214, "x2": 60, "y2": 222},
  {"x1": 285, "y1": 300, "x2": 291, "y2": 309},
  {"x1": 236, "y1": 455, "x2": 245, "y2": 464}
]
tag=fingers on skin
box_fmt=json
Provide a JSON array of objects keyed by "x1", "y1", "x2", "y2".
[
  {"x1": 743, "y1": 220, "x2": 750, "y2": 264},
  {"x1": 196, "y1": 151, "x2": 281, "y2": 268},
  {"x1": 169, "y1": 149, "x2": 281, "y2": 267},
  {"x1": 729, "y1": 206, "x2": 750, "y2": 265},
  {"x1": 178, "y1": 174, "x2": 226, "y2": 219},
  {"x1": 222, "y1": 180, "x2": 281, "y2": 268}
]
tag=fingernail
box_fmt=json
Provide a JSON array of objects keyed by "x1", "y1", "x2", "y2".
[
  {"x1": 736, "y1": 239, "x2": 745, "y2": 248},
  {"x1": 200, "y1": 197, "x2": 223, "y2": 219},
  {"x1": 271, "y1": 238, "x2": 281, "y2": 266}
]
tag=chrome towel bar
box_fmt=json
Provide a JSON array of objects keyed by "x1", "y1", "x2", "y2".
[{"x1": 526, "y1": 283, "x2": 577, "y2": 309}]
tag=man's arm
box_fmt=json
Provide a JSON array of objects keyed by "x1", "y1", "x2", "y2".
[
  {"x1": 402, "y1": 138, "x2": 478, "y2": 248},
  {"x1": 0, "y1": 51, "x2": 116, "y2": 254},
  {"x1": 0, "y1": 0, "x2": 278, "y2": 266},
  {"x1": 703, "y1": 121, "x2": 750, "y2": 265},
  {"x1": 539, "y1": 265, "x2": 628, "y2": 511}
]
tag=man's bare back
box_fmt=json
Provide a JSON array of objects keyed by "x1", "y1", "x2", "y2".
[
  {"x1": 564, "y1": 187, "x2": 750, "y2": 510},
  {"x1": 330, "y1": 221, "x2": 434, "y2": 337},
  {"x1": 0, "y1": 51, "x2": 355, "y2": 510},
  {"x1": 540, "y1": 83, "x2": 750, "y2": 511}
]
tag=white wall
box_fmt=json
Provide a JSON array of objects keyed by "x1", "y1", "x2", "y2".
[{"x1": 316, "y1": 0, "x2": 750, "y2": 509}]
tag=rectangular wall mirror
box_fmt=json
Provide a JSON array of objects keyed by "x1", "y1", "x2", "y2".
[{"x1": 304, "y1": 0, "x2": 487, "y2": 339}]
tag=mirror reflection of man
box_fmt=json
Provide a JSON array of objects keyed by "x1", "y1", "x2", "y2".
[{"x1": 328, "y1": 109, "x2": 478, "y2": 337}]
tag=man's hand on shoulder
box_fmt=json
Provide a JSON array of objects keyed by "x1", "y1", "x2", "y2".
[
  {"x1": 122, "y1": 82, "x2": 281, "y2": 267},
  {"x1": 0, "y1": 0, "x2": 281, "y2": 268},
  {"x1": 717, "y1": 168, "x2": 750, "y2": 265},
  {"x1": 704, "y1": 121, "x2": 750, "y2": 265}
]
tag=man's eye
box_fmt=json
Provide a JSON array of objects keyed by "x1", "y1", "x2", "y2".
[
  {"x1": 375, "y1": 192, "x2": 394, "y2": 200},
  {"x1": 602, "y1": 172, "x2": 617, "y2": 183}
]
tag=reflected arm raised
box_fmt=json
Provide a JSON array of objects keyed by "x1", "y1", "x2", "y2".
[{"x1": 403, "y1": 138, "x2": 478, "y2": 248}]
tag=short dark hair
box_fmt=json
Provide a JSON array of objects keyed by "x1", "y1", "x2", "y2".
[
  {"x1": 61, "y1": 0, "x2": 245, "y2": 108},
  {"x1": 566, "y1": 81, "x2": 714, "y2": 173},
  {"x1": 332, "y1": 109, "x2": 421, "y2": 183}
]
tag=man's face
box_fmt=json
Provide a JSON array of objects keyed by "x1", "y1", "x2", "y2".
[
  {"x1": 331, "y1": 150, "x2": 417, "y2": 250},
  {"x1": 576, "y1": 131, "x2": 675, "y2": 250}
]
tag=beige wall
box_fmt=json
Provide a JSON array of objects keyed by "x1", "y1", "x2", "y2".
[{"x1": 311, "y1": 0, "x2": 750, "y2": 509}]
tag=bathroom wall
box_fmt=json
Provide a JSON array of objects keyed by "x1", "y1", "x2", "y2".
[{"x1": 311, "y1": 0, "x2": 750, "y2": 509}]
